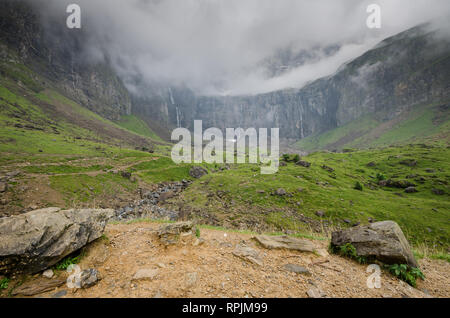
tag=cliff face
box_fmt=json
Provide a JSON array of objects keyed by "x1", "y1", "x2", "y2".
[
  {"x1": 0, "y1": 0, "x2": 131, "y2": 120},
  {"x1": 132, "y1": 25, "x2": 450, "y2": 141}
]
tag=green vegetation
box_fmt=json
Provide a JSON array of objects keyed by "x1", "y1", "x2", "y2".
[
  {"x1": 294, "y1": 101, "x2": 450, "y2": 152},
  {"x1": 330, "y1": 243, "x2": 368, "y2": 264},
  {"x1": 0, "y1": 277, "x2": 9, "y2": 290},
  {"x1": 53, "y1": 253, "x2": 84, "y2": 271},
  {"x1": 116, "y1": 114, "x2": 163, "y2": 142},
  {"x1": 353, "y1": 181, "x2": 363, "y2": 191},
  {"x1": 387, "y1": 264, "x2": 425, "y2": 287}
]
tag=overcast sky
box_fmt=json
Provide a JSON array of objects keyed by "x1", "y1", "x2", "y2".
[{"x1": 37, "y1": 0, "x2": 450, "y2": 96}]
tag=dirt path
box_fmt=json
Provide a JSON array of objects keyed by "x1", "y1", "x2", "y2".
[{"x1": 27, "y1": 221, "x2": 449, "y2": 298}]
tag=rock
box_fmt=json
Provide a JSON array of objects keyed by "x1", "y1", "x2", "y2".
[
  {"x1": 431, "y1": 188, "x2": 445, "y2": 195},
  {"x1": 331, "y1": 221, "x2": 418, "y2": 267},
  {"x1": 189, "y1": 166, "x2": 208, "y2": 179},
  {"x1": 232, "y1": 243, "x2": 263, "y2": 266},
  {"x1": 284, "y1": 264, "x2": 311, "y2": 275},
  {"x1": 132, "y1": 268, "x2": 158, "y2": 281},
  {"x1": 315, "y1": 210, "x2": 325, "y2": 217},
  {"x1": 120, "y1": 171, "x2": 132, "y2": 179},
  {"x1": 321, "y1": 165, "x2": 334, "y2": 173},
  {"x1": 52, "y1": 290, "x2": 68, "y2": 298},
  {"x1": 158, "y1": 191, "x2": 176, "y2": 202},
  {"x1": 405, "y1": 187, "x2": 418, "y2": 193},
  {"x1": 297, "y1": 187, "x2": 304, "y2": 192},
  {"x1": 0, "y1": 182, "x2": 7, "y2": 193},
  {"x1": 0, "y1": 208, "x2": 114, "y2": 275},
  {"x1": 307, "y1": 287, "x2": 325, "y2": 298},
  {"x1": 12, "y1": 278, "x2": 66, "y2": 296},
  {"x1": 366, "y1": 162, "x2": 376, "y2": 167},
  {"x1": 342, "y1": 219, "x2": 351, "y2": 224},
  {"x1": 157, "y1": 221, "x2": 196, "y2": 245},
  {"x1": 275, "y1": 188, "x2": 287, "y2": 196},
  {"x1": 185, "y1": 272, "x2": 198, "y2": 287},
  {"x1": 296, "y1": 160, "x2": 311, "y2": 168},
  {"x1": 379, "y1": 179, "x2": 416, "y2": 189},
  {"x1": 256, "y1": 190, "x2": 265, "y2": 194},
  {"x1": 279, "y1": 161, "x2": 287, "y2": 167},
  {"x1": 42, "y1": 269, "x2": 54, "y2": 279},
  {"x1": 254, "y1": 235, "x2": 316, "y2": 253},
  {"x1": 79, "y1": 268, "x2": 101, "y2": 288},
  {"x1": 399, "y1": 159, "x2": 417, "y2": 167}
]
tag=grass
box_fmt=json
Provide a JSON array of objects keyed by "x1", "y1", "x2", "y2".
[{"x1": 115, "y1": 114, "x2": 163, "y2": 142}]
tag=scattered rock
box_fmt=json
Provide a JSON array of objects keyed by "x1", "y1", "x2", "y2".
[
  {"x1": 232, "y1": 242, "x2": 263, "y2": 266},
  {"x1": 296, "y1": 160, "x2": 311, "y2": 168},
  {"x1": 297, "y1": 187, "x2": 304, "y2": 193},
  {"x1": 42, "y1": 269, "x2": 54, "y2": 279},
  {"x1": 399, "y1": 159, "x2": 417, "y2": 167},
  {"x1": 379, "y1": 179, "x2": 416, "y2": 189},
  {"x1": 185, "y1": 272, "x2": 198, "y2": 287},
  {"x1": 0, "y1": 207, "x2": 114, "y2": 275},
  {"x1": 11, "y1": 278, "x2": 66, "y2": 296},
  {"x1": 331, "y1": 221, "x2": 418, "y2": 267},
  {"x1": 431, "y1": 188, "x2": 445, "y2": 195},
  {"x1": 254, "y1": 235, "x2": 316, "y2": 253},
  {"x1": 307, "y1": 287, "x2": 325, "y2": 298},
  {"x1": 51, "y1": 290, "x2": 68, "y2": 298},
  {"x1": 189, "y1": 166, "x2": 208, "y2": 179},
  {"x1": 321, "y1": 165, "x2": 334, "y2": 173},
  {"x1": 275, "y1": 188, "x2": 287, "y2": 196},
  {"x1": 158, "y1": 191, "x2": 176, "y2": 202},
  {"x1": 120, "y1": 171, "x2": 132, "y2": 179},
  {"x1": 315, "y1": 210, "x2": 325, "y2": 218},
  {"x1": 132, "y1": 269, "x2": 158, "y2": 281},
  {"x1": 256, "y1": 190, "x2": 265, "y2": 194},
  {"x1": 79, "y1": 268, "x2": 101, "y2": 288},
  {"x1": 0, "y1": 182, "x2": 7, "y2": 193},
  {"x1": 405, "y1": 187, "x2": 418, "y2": 193},
  {"x1": 342, "y1": 219, "x2": 351, "y2": 224},
  {"x1": 284, "y1": 264, "x2": 311, "y2": 275},
  {"x1": 157, "y1": 221, "x2": 196, "y2": 246},
  {"x1": 366, "y1": 162, "x2": 376, "y2": 167}
]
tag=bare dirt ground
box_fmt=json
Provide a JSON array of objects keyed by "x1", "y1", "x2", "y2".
[{"x1": 16, "y1": 221, "x2": 449, "y2": 299}]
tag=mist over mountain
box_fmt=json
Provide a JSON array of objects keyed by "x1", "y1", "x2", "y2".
[{"x1": 21, "y1": 0, "x2": 450, "y2": 96}]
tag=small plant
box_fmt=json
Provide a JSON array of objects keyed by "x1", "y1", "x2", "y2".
[
  {"x1": 330, "y1": 243, "x2": 367, "y2": 264},
  {"x1": 293, "y1": 154, "x2": 300, "y2": 162},
  {"x1": 54, "y1": 254, "x2": 83, "y2": 271},
  {"x1": 282, "y1": 154, "x2": 290, "y2": 162},
  {"x1": 354, "y1": 181, "x2": 363, "y2": 191},
  {"x1": 195, "y1": 228, "x2": 201, "y2": 238},
  {"x1": 388, "y1": 264, "x2": 425, "y2": 287},
  {"x1": 376, "y1": 173, "x2": 386, "y2": 181},
  {"x1": 0, "y1": 277, "x2": 9, "y2": 290}
]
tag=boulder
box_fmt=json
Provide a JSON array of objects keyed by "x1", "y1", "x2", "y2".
[
  {"x1": 331, "y1": 221, "x2": 418, "y2": 267},
  {"x1": 254, "y1": 235, "x2": 316, "y2": 253},
  {"x1": 157, "y1": 221, "x2": 196, "y2": 245},
  {"x1": 0, "y1": 207, "x2": 114, "y2": 275},
  {"x1": 296, "y1": 160, "x2": 311, "y2": 168},
  {"x1": 189, "y1": 166, "x2": 208, "y2": 179}
]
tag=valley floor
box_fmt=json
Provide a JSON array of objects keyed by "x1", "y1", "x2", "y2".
[{"x1": 4, "y1": 221, "x2": 448, "y2": 298}]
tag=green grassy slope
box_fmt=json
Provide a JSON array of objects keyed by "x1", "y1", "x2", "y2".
[{"x1": 295, "y1": 101, "x2": 450, "y2": 152}]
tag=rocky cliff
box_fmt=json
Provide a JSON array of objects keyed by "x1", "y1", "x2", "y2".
[
  {"x1": 132, "y1": 25, "x2": 450, "y2": 142},
  {"x1": 0, "y1": 0, "x2": 131, "y2": 120}
]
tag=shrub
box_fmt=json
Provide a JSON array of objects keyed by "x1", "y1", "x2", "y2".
[
  {"x1": 0, "y1": 277, "x2": 9, "y2": 290},
  {"x1": 330, "y1": 243, "x2": 367, "y2": 264},
  {"x1": 376, "y1": 173, "x2": 386, "y2": 181},
  {"x1": 354, "y1": 181, "x2": 363, "y2": 191},
  {"x1": 388, "y1": 264, "x2": 425, "y2": 287}
]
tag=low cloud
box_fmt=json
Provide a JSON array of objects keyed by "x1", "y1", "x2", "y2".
[{"x1": 32, "y1": 0, "x2": 450, "y2": 96}]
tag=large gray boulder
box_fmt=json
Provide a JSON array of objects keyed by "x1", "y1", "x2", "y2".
[
  {"x1": 331, "y1": 221, "x2": 418, "y2": 267},
  {"x1": 0, "y1": 207, "x2": 114, "y2": 275}
]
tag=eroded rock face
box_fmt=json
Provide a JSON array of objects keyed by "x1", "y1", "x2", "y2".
[
  {"x1": 0, "y1": 208, "x2": 114, "y2": 275},
  {"x1": 331, "y1": 221, "x2": 418, "y2": 267}
]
